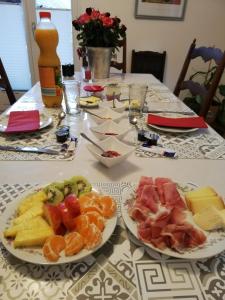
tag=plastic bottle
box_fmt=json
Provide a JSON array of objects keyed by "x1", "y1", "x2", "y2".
[{"x1": 35, "y1": 12, "x2": 63, "y2": 107}]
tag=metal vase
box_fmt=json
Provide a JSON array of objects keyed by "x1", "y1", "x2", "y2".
[{"x1": 86, "y1": 47, "x2": 113, "y2": 79}]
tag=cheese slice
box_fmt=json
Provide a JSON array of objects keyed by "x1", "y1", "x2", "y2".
[
  {"x1": 185, "y1": 186, "x2": 216, "y2": 198},
  {"x1": 193, "y1": 206, "x2": 223, "y2": 230},
  {"x1": 189, "y1": 195, "x2": 224, "y2": 214}
]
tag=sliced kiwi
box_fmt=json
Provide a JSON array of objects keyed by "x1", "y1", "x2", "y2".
[
  {"x1": 70, "y1": 176, "x2": 92, "y2": 197},
  {"x1": 44, "y1": 184, "x2": 64, "y2": 204},
  {"x1": 63, "y1": 178, "x2": 78, "y2": 196}
]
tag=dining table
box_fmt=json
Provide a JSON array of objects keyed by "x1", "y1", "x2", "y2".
[{"x1": 0, "y1": 72, "x2": 225, "y2": 300}]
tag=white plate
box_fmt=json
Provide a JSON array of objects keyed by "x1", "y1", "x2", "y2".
[
  {"x1": 0, "y1": 187, "x2": 117, "y2": 265},
  {"x1": 0, "y1": 112, "x2": 52, "y2": 133},
  {"x1": 121, "y1": 183, "x2": 225, "y2": 260},
  {"x1": 79, "y1": 97, "x2": 100, "y2": 108},
  {"x1": 146, "y1": 113, "x2": 199, "y2": 133}
]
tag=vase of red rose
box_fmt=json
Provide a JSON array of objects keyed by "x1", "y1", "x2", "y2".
[{"x1": 72, "y1": 7, "x2": 126, "y2": 79}]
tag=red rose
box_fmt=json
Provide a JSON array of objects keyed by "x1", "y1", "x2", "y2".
[
  {"x1": 78, "y1": 13, "x2": 91, "y2": 25},
  {"x1": 101, "y1": 16, "x2": 113, "y2": 27}
]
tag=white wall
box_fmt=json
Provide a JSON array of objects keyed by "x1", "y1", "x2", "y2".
[{"x1": 75, "y1": 0, "x2": 225, "y2": 91}]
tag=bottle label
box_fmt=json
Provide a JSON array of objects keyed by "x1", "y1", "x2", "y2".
[{"x1": 39, "y1": 66, "x2": 62, "y2": 96}]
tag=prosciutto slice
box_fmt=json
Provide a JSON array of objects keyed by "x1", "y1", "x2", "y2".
[
  {"x1": 155, "y1": 177, "x2": 172, "y2": 205},
  {"x1": 138, "y1": 184, "x2": 159, "y2": 213},
  {"x1": 162, "y1": 182, "x2": 186, "y2": 210},
  {"x1": 136, "y1": 176, "x2": 154, "y2": 199}
]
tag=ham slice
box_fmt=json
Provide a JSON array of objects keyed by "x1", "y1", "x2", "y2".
[
  {"x1": 155, "y1": 177, "x2": 172, "y2": 204},
  {"x1": 162, "y1": 182, "x2": 186, "y2": 210},
  {"x1": 129, "y1": 205, "x2": 149, "y2": 223},
  {"x1": 138, "y1": 185, "x2": 159, "y2": 213},
  {"x1": 136, "y1": 176, "x2": 154, "y2": 199}
]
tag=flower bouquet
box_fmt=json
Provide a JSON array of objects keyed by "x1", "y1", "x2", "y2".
[{"x1": 72, "y1": 7, "x2": 127, "y2": 49}]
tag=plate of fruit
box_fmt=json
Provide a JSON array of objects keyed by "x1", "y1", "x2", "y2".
[
  {"x1": 0, "y1": 175, "x2": 117, "y2": 264},
  {"x1": 122, "y1": 176, "x2": 225, "y2": 259}
]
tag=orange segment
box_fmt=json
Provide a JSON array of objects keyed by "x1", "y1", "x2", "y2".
[
  {"x1": 79, "y1": 192, "x2": 102, "y2": 215},
  {"x1": 85, "y1": 211, "x2": 105, "y2": 231},
  {"x1": 74, "y1": 214, "x2": 90, "y2": 236},
  {"x1": 96, "y1": 196, "x2": 116, "y2": 218},
  {"x1": 83, "y1": 223, "x2": 102, "y2": 250},
  {"x1": 64, "y1": 232, "x2": 84, "y2": 256},
  {"x1": 43, "y1": 235, "x2": 65, "y2": 262}
]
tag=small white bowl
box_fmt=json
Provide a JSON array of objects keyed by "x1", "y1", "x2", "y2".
[
  {"x1": 86, "y1": 136, "x2": 134, "y2": 168},
  {"x1": 87, "y1": 107, "x2": 122, "y2": 124},
  {"x1": 90, "y1": 120, "x2": 129, "y2": 140}
]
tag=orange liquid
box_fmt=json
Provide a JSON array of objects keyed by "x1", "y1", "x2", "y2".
[{"x1": 35, "y1": 28, "x2": 63, "y2": 107}]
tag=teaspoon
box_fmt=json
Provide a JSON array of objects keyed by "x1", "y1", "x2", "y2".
[
  {"x1": 80, "y1": 132, "x2": 108, "y2": 156},
  {"x1": 57, "y1": 111, "x2": 66, "y2": 127}
]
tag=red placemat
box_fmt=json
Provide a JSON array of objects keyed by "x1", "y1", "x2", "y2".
[
  {"x1": 147, "y1": 114, "x2": 208, "y2": 128},
  {"x1": 5, "y1": 110, "x2": 40, "y2": 133}
]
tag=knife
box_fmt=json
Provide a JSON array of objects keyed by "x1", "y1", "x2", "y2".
[
  {"x1": 148, "y1": 110, "x2": 195, "y2": 115},
  {"x1": 0, "y1": 145, "x2": 59, "y2": 155}
]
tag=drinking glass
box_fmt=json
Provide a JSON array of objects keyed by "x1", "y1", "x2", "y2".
[
  {"x1": 63, "y1": 80, "x2": 81, "y2": 115},
  {"x1": 128, "y1": 83, "x2": 148, "y2": 120},
  {"x1": 105, "y1": 83, "x2": 121, "y2": 101}
]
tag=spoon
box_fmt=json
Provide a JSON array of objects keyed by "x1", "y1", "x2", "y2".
[
  {"x1": 80, "y1": 133, "x2": 110, "y2": 156},
  {"x1": 129, "y1": 115, "x2": 139, "y2": 130},
  {"x1": 57, "y1": 111, "x2": 66, "y2": 127}
]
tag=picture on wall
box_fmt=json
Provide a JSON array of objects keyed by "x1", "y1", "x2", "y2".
[{"x1": 135, "y1": 0, "x2": 187, "y2": 20}]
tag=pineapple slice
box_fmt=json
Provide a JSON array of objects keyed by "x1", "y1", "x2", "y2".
[
  {"x1": 4, "y1": 216, "x2": 46, "y2": 238},
  {"x1": 13, "y1": 202, "x2": 43, "y2": 225},
  {"x1": 17, "y1": 190, "x2": 47, "y2": 215},
  {"x1": 14, "y1": 224, "x2": 53, "y2": 248}
]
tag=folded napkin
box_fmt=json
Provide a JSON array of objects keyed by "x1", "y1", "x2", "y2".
[
  {"x1": 147, "y1": 114, "x2": 208, "y2": 128},
  {"x1": 5, "y1": 110, "x2": 40, "y2": 133}
]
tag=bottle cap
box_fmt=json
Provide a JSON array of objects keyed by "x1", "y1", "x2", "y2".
[{"x1": 39, "y1": 12, "x2": 51, "y2": 19}]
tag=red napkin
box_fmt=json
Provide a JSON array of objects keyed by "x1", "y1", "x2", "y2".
[
  {"x1": 5, "y1": 110, "x2": 40, "y2": 133},
  {"x1": 147, "y1": 114, "x2": 208, "y2": 128}
]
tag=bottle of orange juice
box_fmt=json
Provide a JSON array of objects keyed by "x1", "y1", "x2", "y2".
[{"x1": 35, "y1": 12, "x2": 63, "y2": 107}]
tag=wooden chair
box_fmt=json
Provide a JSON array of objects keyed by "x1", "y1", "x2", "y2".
[
  {"x1": 131, "y1": 50, "x2": 166, "y2": 82},
  {"x1": 174, "y1": 39, "x2": 225, "y2": 119},
  {"x1": 0, "y1": 58, "x2": 16, "y2": 105},
  {"x1": 110, "y1": 37, "x2": 127, "y2": 73}
]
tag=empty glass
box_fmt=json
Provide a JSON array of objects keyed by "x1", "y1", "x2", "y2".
[
  {"x1": 128, "y1": 83, "x2": 148, "y2": 120},
  {"x1": 63, "y1": 80, "x2": 81, "y2": 115}
]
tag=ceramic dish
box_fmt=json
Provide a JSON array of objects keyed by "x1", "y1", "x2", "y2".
[
  {"x1": 146, "y1": 113, "x2": 199, "y2": 133},
  {"x1": 0, "y1": 112, "x2": 52, "y2": 133},
  {"x1": 86, "y1": 136, "x2": 134, "y2": 168},
  {"x1": 121, "y1": 183, "x2": 225, "y2": 260},
  {"x1": 83, "y1": 85, "x2": 104, "y2": 92},
  {"x1": 0, "y1": 186, "x2": 117, "y2": 265},
  {"x1": 90, "y1": 120, "x2": 129, "y2": 140},
  {"x1": 86, "y1": 107, "x2": 123, "y2": 124},
  {"x1": 79, "y1": 96, "x2": 100, "y2": 108}
]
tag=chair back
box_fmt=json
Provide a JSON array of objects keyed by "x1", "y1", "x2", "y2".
[
  {"x1": 110, "y1": 37, "x2": 127, "y2": 73},
  {"x1": 0, "y1": 58, "x2": 16, "y2": 105},
  {"x1": 131, "y1": 50, "x2": 166, "y2": 82},
  {"x1": 174, "y1": 39, "x2": 225, "y2": 118}
]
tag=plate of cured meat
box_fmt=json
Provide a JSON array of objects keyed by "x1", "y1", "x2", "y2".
[{"x1": 121, "y1": 176, "x2": 225, "y2": 259}]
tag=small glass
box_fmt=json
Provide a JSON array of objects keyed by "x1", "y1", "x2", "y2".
[
  {"x1": 128, "y1": 83, "x2": 148, "y2": 120},
  {"x1": 105, "y1": 83, "x2": 121, "y2": 101},
  {"x1": 63, "y1": 80, "x2": 81, "y2": 115}
]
